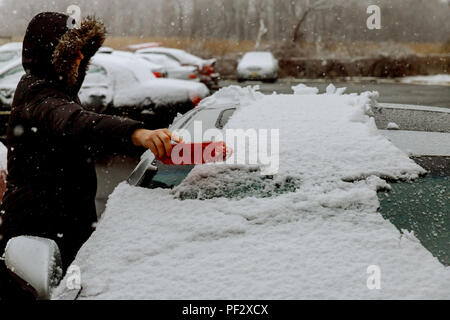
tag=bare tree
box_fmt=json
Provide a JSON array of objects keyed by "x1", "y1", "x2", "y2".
[
  {"x1": 291, "y1": 0, "x2": 333, "y2": 43},
  {"x1": 255, "y1": 18, "x2": 267, "y2": 49}
]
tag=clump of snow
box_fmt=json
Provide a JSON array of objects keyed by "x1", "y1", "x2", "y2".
[
  {"x1": 387, "y1": 122, "x2": 400, "y2": 130},
  {"x1": 198, "y1": 85, "x2": 264, "y2": 108},
  {"x1": 292, "y1": 83, "x2": 319, "y2": 95},
  {"x1": 326, "y1": 83, "x2": 337, "y2": 94},
  {"x1": 53, "y1": 86, "x2": 449, "y2": 300},
  {"x1": 325, "y1": 83, "x2": 347, "y2": 95}
]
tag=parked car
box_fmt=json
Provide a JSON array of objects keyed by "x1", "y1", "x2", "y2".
[
  {"x1": 137, "y1": 52, "x2": 198, "y2": 81},
  {"x1": 0, "y1": 42, "x2": 22, "y2": 70},
  {"x1": 136, "y1": 47, "x2": 220, "y2": 90},
  {"x1": 237, "y1": 51, "x2": 278, "y2": 82},
  {"x1": 39, "y1": 86, "x2": 447, "y2": 300},
  {"x1": 0, "y1": 54, "x2": 209, "y2": 137},
  {"x1": 99, "y1": 47, "x2": 168, "y2": 78}
]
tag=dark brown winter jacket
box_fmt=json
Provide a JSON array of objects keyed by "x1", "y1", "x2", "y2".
[{"x1": 0, "y1": 12, "x2": 145, "y2": 268}]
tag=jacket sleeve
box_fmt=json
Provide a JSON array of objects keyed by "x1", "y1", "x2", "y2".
[{"x1": 25, "y1": 96, "x2": 146, "y2": 152}]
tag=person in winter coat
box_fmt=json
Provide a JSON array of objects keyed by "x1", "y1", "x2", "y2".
[{"x1": 0, "y1": 12, "x2": 179, "y2": 300}]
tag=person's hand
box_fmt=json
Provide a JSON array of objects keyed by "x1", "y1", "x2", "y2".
[{"x1": 131, "y1": 129, "x2": 182, "y2": 159}]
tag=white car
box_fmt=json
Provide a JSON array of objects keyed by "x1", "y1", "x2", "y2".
[
  {"x1": 0, "y1": 54, "x2": 209, "y2": 130},
  {"x1": 0, "y1": 59, "x2": 22, "y2": 107},
  {"x1": 237, "y1": 51, "x2": 278, "y2": 82},
  {"x1": 136, "y1": 47, "x2": 220, "y2": 89},
  {"x1": 33, "y1": 85, "x2": 447, "y2": 300},
  {"x1": 0, "y1": 42, "x2": 22, "y2": 70},
  {"x1": 99, "y1": 47, "x2": 168, "y2": 78},
  {"x1": 137, "y1": 53, "x2": 198, "y2": 81}
]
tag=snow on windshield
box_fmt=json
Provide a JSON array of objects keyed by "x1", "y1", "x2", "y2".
[{"x1": 53, "y1": 85, "x2": 449, "y2": 300}]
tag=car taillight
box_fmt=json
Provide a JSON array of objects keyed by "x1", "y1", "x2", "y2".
[
  {"x1": 153, "y1": 72, "x2": 163, "y2": 78},
  {"x1": 189, "y1": 74, "x2": 197, "y2": 79},
  {"x1": 205, "y1": 65, "x2": 214, "y2": 74},
  {"x1": 191, "y1": 96, "x2": 202, "y2": 106}
]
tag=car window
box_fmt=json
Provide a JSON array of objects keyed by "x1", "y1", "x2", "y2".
[
  {"x1": 180, "y1": 108, "x2": 226, "y2": 134},
  {"x1": 84, "y1": 64, "x2": 108, "y2": 84},
  {"x1": 142, "y1": 55, "x2": 179, "y2": 68},
  {"x1": 0, "y1": 64, "x2": 24, "y2": 84},
  {"x1": 216, "y1": 108, "x2": 236, "y2": 129},
  {"x1": 146, "y1": 52, "x2": 180, "y2": 63},
  {"x1": 139, "y1": 108, "x2": 235, "y2": 190},
  {"x1": 140, "y1": 160, "x2": 195, "y2": 189}
]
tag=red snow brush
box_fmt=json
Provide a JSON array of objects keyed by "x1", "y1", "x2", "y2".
[{"x1": 157, "y1": 141, "x2": 232, "y2": 165}]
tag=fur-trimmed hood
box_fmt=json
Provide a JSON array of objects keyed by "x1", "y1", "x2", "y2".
[{"x1": 22, "y1": 12, "x2": 105, "y2": 92}]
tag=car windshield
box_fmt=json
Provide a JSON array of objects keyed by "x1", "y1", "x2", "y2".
[
  {"x1": 144, "y1": 52, "x2": 180, "y2": 63},
  {"x1": 143, "y1": 55, "x2": 180, "y2": 68}
]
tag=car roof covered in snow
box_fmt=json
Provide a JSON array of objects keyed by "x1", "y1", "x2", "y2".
[{"x1": 136, "y1": 47, "x2": 208, "y2": 66}]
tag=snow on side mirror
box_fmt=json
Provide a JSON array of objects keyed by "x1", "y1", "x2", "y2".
[{"x1": 4, "y1": 236, "x2": 63, "y2": 300}]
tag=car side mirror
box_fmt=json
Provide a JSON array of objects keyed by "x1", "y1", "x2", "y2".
[
  {"x1": 127, "y1": 156, "x2": 158, "y2": 187},
  {"x1": 4, "y1": 236, "x2": 63, "y2": 300}
]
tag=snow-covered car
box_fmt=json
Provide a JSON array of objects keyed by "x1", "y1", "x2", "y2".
[
  {"x1": 237, "y1": 51, "x2": 278, "y2": 82},
  {"x1": 0, "y1": 54, "x2": 209, "y2": 133},
  {"x1": 44, "y1": 85, "x2": 448, "y2": 300},
  {"x1": 137, "y1": 52, "x2": 198, "y2": 81},
  {"x1": 0, "y1": 42, "x2": 22, "y2": 70},
  {"x1": 136, "y1": 47, "x2": 220, "y2": 89},
  {"x1": 0, "y1": 59, "x2": 22, "y2": 107},
  {"x1": 99, "y1": 47, "x2": 168, "y2": 78}
]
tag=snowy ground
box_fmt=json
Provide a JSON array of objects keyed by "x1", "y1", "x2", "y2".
[
  {"x1": 399, "y1": 74, "x2": 450, "y2": 86},
  {"x1": 53, "y1": 85, "x2": 449, "y2": 300}
]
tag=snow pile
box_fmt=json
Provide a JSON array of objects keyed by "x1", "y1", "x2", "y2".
[
  {"x1": 292, "y1": 83, "x2": 319, "y2": 95},
  {"x1": 399, "y1": 74, "x2": 450, "y2": 86},
  {"x1": 387, "y1": 122, "x2": 400, "y2": 130},
  {"x1": 53, "y1": 86, "x2": 449, "y2": 300},
  {"x1": 198, "y1": 85, "x2": 264, "y2": 108}
]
